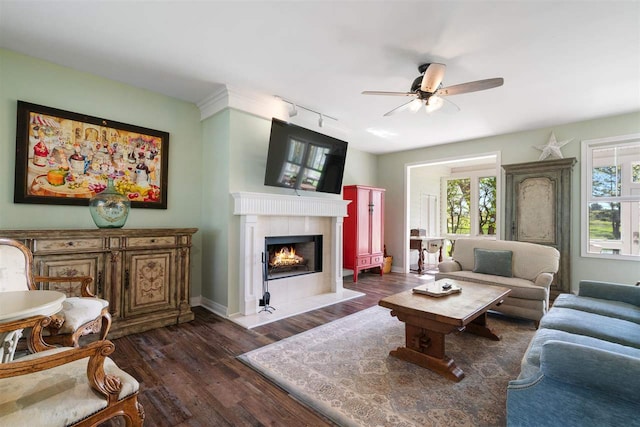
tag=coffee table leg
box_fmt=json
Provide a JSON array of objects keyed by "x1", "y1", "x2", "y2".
[
  {"x1": 464, "y1": 312, "x2": 501, "y2": 340},
  {"x1": 389, "y1": 324, "x2": 465, "y2": 382}
]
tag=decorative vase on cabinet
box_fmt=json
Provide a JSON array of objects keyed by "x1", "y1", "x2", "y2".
[
  {"x1": 343, "y1": 185, "x2": 385, "y2": 282},
  {"x1": 89, "y1": 178, "x2": 130, "y2": 228}
]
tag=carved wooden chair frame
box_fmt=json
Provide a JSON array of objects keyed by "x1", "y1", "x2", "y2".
[{"x1": 0, "y1": 315, "x2": 144, "y2": 426}]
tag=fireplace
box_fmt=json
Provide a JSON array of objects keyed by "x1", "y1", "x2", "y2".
[
  {"x1": 231, "y1": 191, "x2": 362, "y2": 324},
  {"x1": 265, "y1": 235, "x2": 322, "y2": 280}
]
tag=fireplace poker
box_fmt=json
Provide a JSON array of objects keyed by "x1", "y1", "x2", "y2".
[{"x1": 259, "y1": 252, "x2": 275, "y2": 313}]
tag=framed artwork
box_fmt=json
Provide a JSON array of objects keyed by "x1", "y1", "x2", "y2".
[{"x1": 14, "y1": 101, "x2": 169, "y2": 209}]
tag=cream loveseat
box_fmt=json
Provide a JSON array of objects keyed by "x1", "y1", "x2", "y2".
[{"x1": 436, "y1": 238, "x2": 560, "y2": 324}]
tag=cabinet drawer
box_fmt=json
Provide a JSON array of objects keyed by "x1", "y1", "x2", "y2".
[
  {"x1": 371, "y1": 255, "x2": 383, "y2": 264},
  {"x1": 34, "y1": 238, "x2": 104, "y2": 253},
  {"x1": 357, "y1": 257, "x2": 371, "y2": 267},
  {"x1": 127, "y1": 236, "x2": 176, "y2": 248}
]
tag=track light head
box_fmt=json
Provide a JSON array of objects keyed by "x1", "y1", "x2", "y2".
[
  {"x1": 289, "y1": 103, "x2": 298, "y2": 117},
  {"x1": 276, "y1": 95, "x2": 337, "y2": 126}
]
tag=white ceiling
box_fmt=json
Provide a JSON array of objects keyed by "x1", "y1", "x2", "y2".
[{"x1": 1, "y1": 1, "x2": 639, "y2": 154}]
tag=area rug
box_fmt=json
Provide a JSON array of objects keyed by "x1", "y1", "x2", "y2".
[{"x1": 239, "y1": 305, "x2": 535, "y2": 427}]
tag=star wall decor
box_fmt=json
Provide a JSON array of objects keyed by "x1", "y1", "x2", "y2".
[{"x1": 534, "y1": 132, "x2": 573, "y2": 160}]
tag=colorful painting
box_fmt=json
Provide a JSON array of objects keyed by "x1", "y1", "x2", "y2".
[{"x1": 14, "y1": 101, "x2": 169, "y2": 208}]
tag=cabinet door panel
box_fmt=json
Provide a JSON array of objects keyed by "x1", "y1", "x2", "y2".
[
  {"x1": 370, "y1": 189, "x2": 384, "y2": 254},
  {"x1": 123, "y1": 250, "x2": 177, "y2": 317},
  {"x1": 34, "y1": 253, "x2": 106, "y2": 298},
  {"x1": 516, "y1": 177, "x2": 556, "y2": 244},
  {"x1": 356, "y1": 188, "x2": 371, "y2": 255}
]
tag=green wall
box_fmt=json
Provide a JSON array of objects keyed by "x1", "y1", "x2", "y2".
[
  {"x1": 200, "y1": 109, "x2": 231, "y2": 308},
  {"x1": 0, "y1": 49, "x2": 203, "y2": 296},
  {"x1": 378, "y1": 111, "x2": 640, "y2": 290}
]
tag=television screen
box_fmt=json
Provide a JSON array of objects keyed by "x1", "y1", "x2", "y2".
[{"x1": 264, "y1": 118, "x2": 348, "y2": 194}]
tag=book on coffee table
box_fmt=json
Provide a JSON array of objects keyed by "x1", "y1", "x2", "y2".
[{"x1": 413, "y1": 280, "x2": 462, "y2": 297}]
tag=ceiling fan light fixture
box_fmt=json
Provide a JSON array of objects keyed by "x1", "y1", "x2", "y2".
[
  {"x1": 425, "y1": 96, "x2": 444, "y2": 113},
  {"x1": 409, "y1": 99, "x2": 423, "y2": 112}
]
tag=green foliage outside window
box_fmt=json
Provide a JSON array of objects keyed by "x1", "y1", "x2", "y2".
[
  {"x1": 446, "y1": 178, "x2": 470, "y2": 235},
  {"x1": 589, "y1": 202, "x2": 620, "y2": 240},
  {"x1": 479, "y1": 176, "x2": 497, "y2": 235},
  {"x1": 591, "y1": 166, "x2": 622, "y2": 240}
]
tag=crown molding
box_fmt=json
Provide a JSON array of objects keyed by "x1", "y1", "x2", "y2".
[
  {"x1": 197, "y1": 85, "x2": 287, "y2": 121},
  {"x1": 196, "y1": 86, "x2": 229, "y2": 120}
]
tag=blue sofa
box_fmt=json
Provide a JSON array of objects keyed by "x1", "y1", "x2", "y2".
[{"x1": 507, "y1": 280, "x2": 640, "y2": 427}]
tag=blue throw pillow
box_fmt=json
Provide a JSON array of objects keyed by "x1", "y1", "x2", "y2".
[{"x1": 473, "y1": 248, "x2": 513, "y2": 277}]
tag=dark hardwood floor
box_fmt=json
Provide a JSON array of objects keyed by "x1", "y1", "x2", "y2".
[{"x1": 103, "y1": 271, "x2": 429, "y2": 426}]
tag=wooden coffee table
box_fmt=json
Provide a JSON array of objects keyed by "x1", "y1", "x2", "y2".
[{"x1": 379, "y1": 279, "x2": 510, "y2": 382}]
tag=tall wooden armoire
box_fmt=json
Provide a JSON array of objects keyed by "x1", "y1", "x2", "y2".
[
  {"x1": 343, "y1": 185, "x2": 385, "y2": 282},
  {"x1": 503, "y1": 158, "x2": 576, "y2": 294}
]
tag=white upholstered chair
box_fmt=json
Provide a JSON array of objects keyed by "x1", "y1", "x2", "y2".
[
  {"x1": 0, "y1": 238, "x2": 111, "y2": 347},
  {"x1": 0, "y1": 315, "x2": 144, "y2": 426}
]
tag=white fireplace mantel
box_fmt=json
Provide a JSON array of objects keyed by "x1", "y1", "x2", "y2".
[
  {"x1": 231, "y1": 191, "x2": 353, "y2": 323},
  {"x1": 232, "y1": 191, "x2": 350, "y2": 217}
]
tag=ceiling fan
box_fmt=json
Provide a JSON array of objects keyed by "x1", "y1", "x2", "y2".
[{"x1": 362, "y1": 63, "x2": 504, "y2": 116}]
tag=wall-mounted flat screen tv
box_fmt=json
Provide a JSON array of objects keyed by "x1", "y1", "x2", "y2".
[{"x1": 264, "y1": 118, "x2": 348, "y2": 194}]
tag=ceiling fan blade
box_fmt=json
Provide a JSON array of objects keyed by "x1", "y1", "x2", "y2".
[
  {"x1": 420, "y1": 63, "x2": 446, "y2": 93},
  {"x1": 362, "y1": 91, "x2": 416, "y2": 97},
  {"x1": 436, "y1": 77, "x2": 504, "y2": 97},
  {"x1": 383, "y1": 99, "x2": 422, "y2": 117}
]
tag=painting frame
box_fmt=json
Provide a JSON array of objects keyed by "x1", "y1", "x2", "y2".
[{"x1": 14, "y1": 100, "x2": 169, "y2": 209}]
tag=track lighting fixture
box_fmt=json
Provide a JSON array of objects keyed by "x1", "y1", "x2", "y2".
[{"x1": 275, "y1": 96, "x2": 337, "y2": 127}]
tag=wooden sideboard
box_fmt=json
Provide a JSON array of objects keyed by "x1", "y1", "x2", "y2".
[{"x1": 1, "y1": 228, "x2": 197, "y2": 339}]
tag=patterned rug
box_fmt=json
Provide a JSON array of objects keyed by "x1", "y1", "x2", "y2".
[{"x1": 239, "y1": 305, "x2": 536, "y2": 427}]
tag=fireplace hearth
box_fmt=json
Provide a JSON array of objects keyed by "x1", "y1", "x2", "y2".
[{"x1": 265, "y1": 235, "x2": 322, "y2": 280}]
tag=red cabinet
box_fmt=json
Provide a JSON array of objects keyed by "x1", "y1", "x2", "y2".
[{"x1": 343, "y1": 185, "x2": 385, "y2": 282}]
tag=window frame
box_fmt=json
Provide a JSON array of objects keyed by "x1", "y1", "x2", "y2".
[{"x1": 581, "y1": 133, "x2": 640, "y2": 261}]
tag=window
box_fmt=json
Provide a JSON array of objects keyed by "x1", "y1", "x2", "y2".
[
  {"x1": 442, "y1": 170, "x2": 497, "y2": 255},
  {"x1": 582, "y1": 134, "x2": 640, "y2": 260}
]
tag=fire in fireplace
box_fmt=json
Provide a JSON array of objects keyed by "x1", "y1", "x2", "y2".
[
  {"x1": 264, "y1": 235, "x2": 322, "y2": 280},
  {"x1": 270, "y1": 246, "x2": 305, "y2": 268}
]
